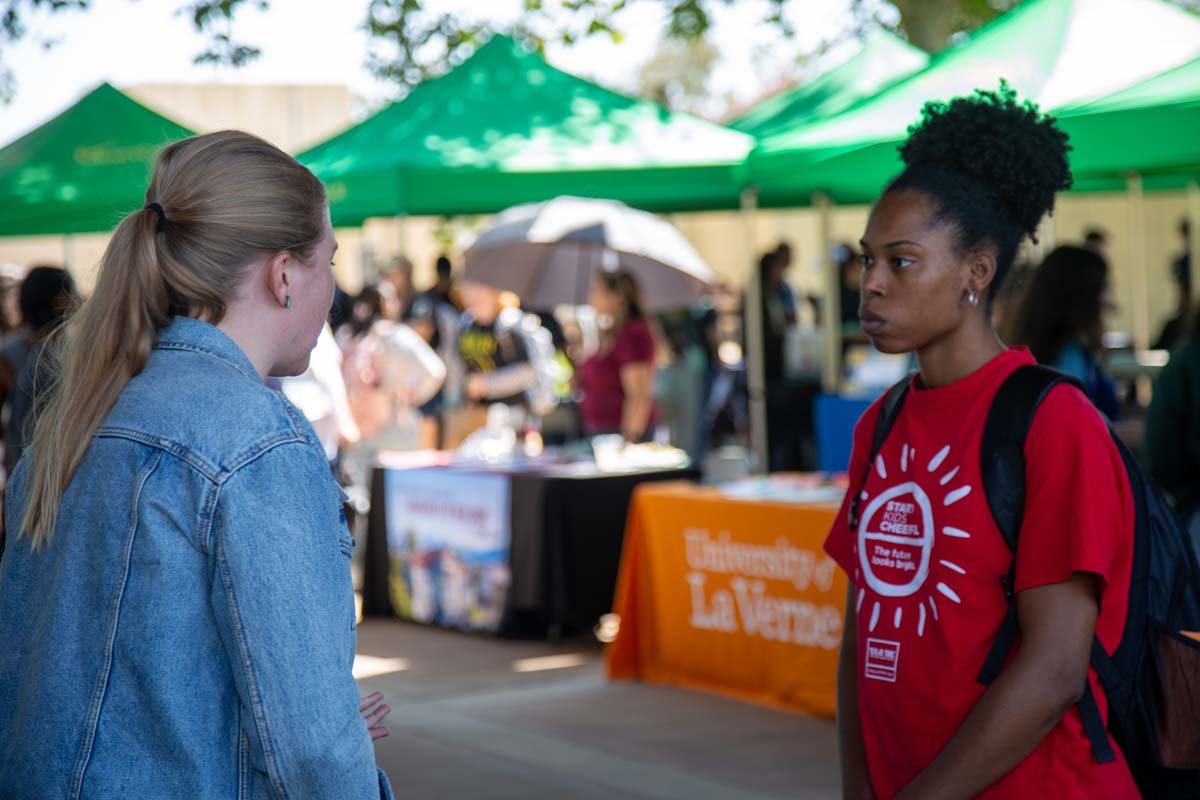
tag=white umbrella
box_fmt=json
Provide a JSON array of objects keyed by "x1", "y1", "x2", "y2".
[{"x1": 464, "y1": 196, "x2": 715, "y2": 313}]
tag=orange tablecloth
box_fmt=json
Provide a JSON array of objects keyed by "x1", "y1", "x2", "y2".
[{"x1": 606, "y1": 482, "x2": 846, "y2": 718}]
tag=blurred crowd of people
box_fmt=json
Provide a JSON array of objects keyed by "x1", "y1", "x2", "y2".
[
  {"x1": 0, "y1": 266, "x2": 79, "y2": 486},
  {"x1": 276, "y1": 255, "x2": 551, "y2": 492},
  {"x1": 742, "y1": 219, "x2": 1197, "y2": 480},
  {"x1": 271, "y1": 254, "x2": 727, "y2": 498},
  {"x1": 0, "y1": 250, "x2": 765, "y2": 528},
  {"x1": 0, "y1": 217, "x2": 1191, "y2": 505},
  {"x1": 276, "y1": 215, "x2": 1193, "y2": 490}
]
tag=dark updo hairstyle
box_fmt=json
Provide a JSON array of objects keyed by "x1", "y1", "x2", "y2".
[
  {"x1": 886, "y1": 82, "x2": 1073, "y2": 305},
  {"x1": 1012, "y1": 245, "x2": 1110, "y2": 362}
]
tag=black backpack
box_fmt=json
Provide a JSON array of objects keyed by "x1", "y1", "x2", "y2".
[{"x1": 853, "y1": 364, "x2": 1200, "y2": 797}]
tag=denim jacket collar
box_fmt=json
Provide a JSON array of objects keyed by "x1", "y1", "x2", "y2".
[{"x1": 156, "y1": 316, "x2": 261, "y2": 383}]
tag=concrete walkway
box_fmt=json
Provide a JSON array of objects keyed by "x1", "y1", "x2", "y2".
[{"x1": 354, "y1": 619, "x2": 841, "y2": 799}]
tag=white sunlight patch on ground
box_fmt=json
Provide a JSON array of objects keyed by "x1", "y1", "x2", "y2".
[
  {"x1": 512, "y1": 653, "x2": 588, "y2": 673},
  {"x1": 353, "y1": 655, "x2": 411, "y2": 680}
]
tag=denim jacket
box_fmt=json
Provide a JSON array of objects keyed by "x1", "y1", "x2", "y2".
[{"x1": 0, "y1": 317, "x2": 394, "y2": 800}]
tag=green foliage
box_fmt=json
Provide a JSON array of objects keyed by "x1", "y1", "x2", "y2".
[
  {"x1": 363, "y1": 0, "x2": 631, "y2": 95},
  {"x1": 363, "y1": 0, "x2": 492, "y2": 89},
  {"x1": 1, "y1": 0, "x2": 88, "y2": 101},
  {"x1": 2, "y1": 0, "x2": 1200, "y2": 105},
  {"x1": 0, "y1": 0, "x2": 264, "y2": 101},
  {"x1": 183, "y1": 0, "x2": 268, "y2": 66}
]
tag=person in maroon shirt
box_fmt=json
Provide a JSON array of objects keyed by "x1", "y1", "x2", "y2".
[
  {"x1": 578, "y1": 270, "x2": 657, "y2": 442},
  {"x1": 826, "y1": 84, "x2": 1140, "y2": 799}
]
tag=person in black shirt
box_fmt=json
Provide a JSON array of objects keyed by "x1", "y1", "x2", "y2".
[
  {"x1": 443, "y1": 283, "x2": 539, "y2": 448},
  {"x1": 458, "y1": 284, "x2": 536, "y2": 406},
  {"x1": 428, "y1": 254, "x2": 462, "y2": 312},
  {"x1": 0, "y1": 267, "x2": 76, "y2": 560},
  {"x1": 5, "y1": 267, "x2": 77, "y2": 478},
  {"x1": 1154, "y1": 219, "x2": 1193, "y2": 352}
]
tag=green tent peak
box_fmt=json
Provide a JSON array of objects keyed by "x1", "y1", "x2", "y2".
[
  {"x1": 747, "y1": 0, "x2": 1200, "y2": 205},
  {"x1": 0, "y1": 82, "x2": 196, "y2": 235},
  {"x1": 298, "y1": 35, "x2": 752, "y2": 219}
]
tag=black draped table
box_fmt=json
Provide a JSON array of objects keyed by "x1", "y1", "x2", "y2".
[{"x1": 360, "y1": 458, "x2": 696, "y2": 638}]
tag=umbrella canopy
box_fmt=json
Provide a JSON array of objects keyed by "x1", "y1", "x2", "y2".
[
  {"x1": 0, "y1": 83, "x2": 196, "y2": 236},
  {"x1": 297, "y1": 36, "x2": 754, "y2": 222},
  {"x1": 746, "y1": 0, "x2": 1200, "y2": 206},
  {"x1": 729, "y1": 30, "x2": 929, "y2": 140},
  {"x1": 464, "y1": 196, "x2": 715, "y2": 313}
]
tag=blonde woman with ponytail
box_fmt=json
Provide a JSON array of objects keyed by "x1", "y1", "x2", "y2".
[{"x1": 0, "y1": 131, "x2": 394, "y2": 799}]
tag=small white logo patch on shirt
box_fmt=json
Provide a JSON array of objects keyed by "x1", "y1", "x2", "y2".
[{"x1": 865, "y1": 638, "x2": 901, "y2": 682}]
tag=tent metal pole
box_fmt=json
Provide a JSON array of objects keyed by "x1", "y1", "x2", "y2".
[
  {"x1": 1040, "y1": 209, "x2": 1057, "y2": 256},
  {"x1": 395, "y1": 169, "x2": 408, "y2": 262},
  {"x1": 1125, "y1": 173, "x2": 1150, "y2": 351},
  {"x1": 741, "y1": 187, "x2": 768, "y2": 474},
  {"x1": 63, "y1": 235, "x2": 76, "y2": 274},
  {"x1": 1189, "y1": 181, "x2": 1200, "y2": 307},
  {"x1": 814, "y1": 193, "x2": 839, "y2": 392},
  {"x1": 396, "y1": 215, "x2": 408, "y2": 259}
]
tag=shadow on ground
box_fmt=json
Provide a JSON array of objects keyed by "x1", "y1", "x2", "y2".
[{"x1": 355, "y1": 619, "x2": 840, "y2": 799}]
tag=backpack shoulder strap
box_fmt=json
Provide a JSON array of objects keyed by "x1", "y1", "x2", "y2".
[
  {"x1": 977, "y1": 365, "x2": 1078, "y2": 684},
  {"x1": 973, "y1": 365, "x2": 1116, "y2": 761},
  {"x1": 848, "y1": 375, "x2": 913, "y2": 531},
  {"x1": 979, "y1": 364, "x2": 1080, "y2": 554},
  {"x1": 874, "y1": 376, "x2": 913, "y2": 457}
]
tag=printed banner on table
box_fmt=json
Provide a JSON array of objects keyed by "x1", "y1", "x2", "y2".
[
  {"x1": 681, "y1": 526, "x2": 842, "y2": 648},
  {"x1": 607, "y1": 484, "x2": 845, "y2": 717},
  {"x1": 384, "y1": 468, "x2": 512, "y2": 632}
]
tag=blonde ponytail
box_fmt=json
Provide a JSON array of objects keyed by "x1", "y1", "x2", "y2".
[{"x1": 20, "y1": 130, "x2": 326, "y2": 549}]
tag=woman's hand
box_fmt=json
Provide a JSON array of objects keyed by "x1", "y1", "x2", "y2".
[{"x1": 360, "y1": 691, "x2": 391, "y2": 741}]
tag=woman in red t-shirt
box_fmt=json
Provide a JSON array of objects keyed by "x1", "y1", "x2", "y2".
[
  {"x1": 826, "y1": 85, "x2": 1140, "y2": 799},
  {"x1": 579, "y1": 270, "x2": 657, "y2": 442}
]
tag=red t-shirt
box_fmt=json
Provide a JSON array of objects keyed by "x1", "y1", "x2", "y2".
[
  {"x1": 824, "y1": 348, "x2": 1138, "y2": 799},
  {"x1": 579, "y1": 318, "x2": 656, "y2": 434}
]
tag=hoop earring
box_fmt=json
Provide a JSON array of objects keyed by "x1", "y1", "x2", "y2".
[{"x1": 284, "y1": 295, "x2": 292, "y2": 309}]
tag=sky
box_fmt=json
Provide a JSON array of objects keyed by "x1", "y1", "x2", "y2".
[{"x1": 0, "y1": 0, "x2": 868, "y2": 148}]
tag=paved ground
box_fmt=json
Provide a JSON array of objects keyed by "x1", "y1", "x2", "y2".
[{"x1": 354, "y1": 618, "x2": 841, "y2": 799}]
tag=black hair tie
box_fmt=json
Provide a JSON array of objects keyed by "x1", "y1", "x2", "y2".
[{"x1": 144, "y1": 202, "x2": 167, "y2": 233}]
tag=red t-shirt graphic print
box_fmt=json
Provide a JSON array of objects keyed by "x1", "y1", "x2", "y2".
[{"x1": 825, "y1": 348, "x2": 1139, "y2": 799}]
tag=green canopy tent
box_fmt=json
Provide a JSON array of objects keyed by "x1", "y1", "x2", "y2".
[
  {"x1": 745, "y1": 0, "x2": 1200, "y2": 207},
  {"x1": 0, "y1": 83, "x2": 195, "y2": 237},
  {"x1": 729, "y1": 30, "x2": 929, "y2": 141},
  {"x1": 297, "y1": 36, "x2": 754, "y2": 223},
  {"x1": 1057, "y1": 53, "x2": 1200, "y2": 318},
  {"x1": 736, "y1": 0, "x2": 1200, "y2": 443},
  {"x1": 1058, "y1": 53, "x2": 1200, "y2": 192}
]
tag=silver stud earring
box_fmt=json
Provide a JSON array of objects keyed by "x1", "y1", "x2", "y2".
[
  {"x1": 284, "y1": 295, "x2": 292, "y2": 309},
  {"x1": 967, "y1": 289, "x2": 979, "y2": 307}
]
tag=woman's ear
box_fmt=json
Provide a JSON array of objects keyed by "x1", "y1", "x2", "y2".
[
  {"x1": 967, "y1": 247, "x2": 999, "y2": 300},
  {"x1": 265, "y1": 250, "x2": 293, "y2": 310}
]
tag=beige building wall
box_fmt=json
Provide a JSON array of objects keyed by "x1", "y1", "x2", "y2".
[
  {"x1": 0, "y1": 234, "x2": 111, "y2": 295},
  {"x1": 124, "y1": 83, "x2": 356, "y2": 153}
]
